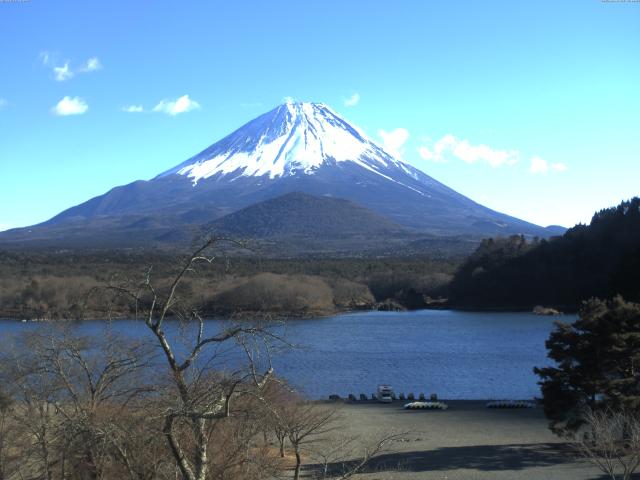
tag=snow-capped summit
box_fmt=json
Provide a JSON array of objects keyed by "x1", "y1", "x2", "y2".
[
  {"x1": 159, "y1": 101, "x2": 419, "y2": 187},
  {"x1": 3, "y1": 101, "x2": 560, "y2": 249}
]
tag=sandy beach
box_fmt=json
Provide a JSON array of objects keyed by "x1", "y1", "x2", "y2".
[{"x1": 306, "y1": 400, "x2": 605, "y2": 480}]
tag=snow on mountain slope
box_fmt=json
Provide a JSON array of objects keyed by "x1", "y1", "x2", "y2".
[
  {"x1": 1, "y1": 100, "x2": 561, "y2": 249},
  {"x1": 158, "y1": 101, "x2": 421, "y2": 189}
]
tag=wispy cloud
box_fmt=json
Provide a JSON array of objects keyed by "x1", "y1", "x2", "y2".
[
  {"x1": 79, "y1": 57, "x2": 102, "y2": 73},
  {"x1": 53, "y1": 62, "x2": 74, "y2": 81},
  {"x1": 153, "y1": 95, "x2": 201, "y2": 116},
  {"x1": 51, "y1": 96, "x2": 88, "y2": 116},
  {"x1": 39, "y1": 51, "x2": 53, "y2": 66},
  {"x1": 122, "y1": 104, "x2": 144, "y2": 113},
  {"x1": 552, "y1": 162, "x2": 568, "y2": 172},
  {"x1": 39, "y1": 52, "x2": 102, "y2": 81},
  {"x1": 418, "y1": 134, "x2": 519, "y2": 168},
  {"x1": 378, "y1": 128, "x2": 409, "y2": 159},
  {"x1": 0, "y1": 98, "x2": 7, "y2": 110},
  {"x1": 343, "y1": 93, "x2": 360, "y2": 107},
  {"x1": 529, "y1": 156, "x2": 567, "y2": 175}
]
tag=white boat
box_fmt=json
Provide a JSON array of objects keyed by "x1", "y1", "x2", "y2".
[
  {"x1": 404, "y1": 401, "x2": 448, "y2": 410},
  {"x1": 376, "y1": 384, "x2": 394, "y2": 403}
]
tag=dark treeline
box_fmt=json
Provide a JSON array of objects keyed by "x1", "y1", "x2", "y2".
[{"x1": 448, "y1": 197, "x2": 640, "y2": 310}]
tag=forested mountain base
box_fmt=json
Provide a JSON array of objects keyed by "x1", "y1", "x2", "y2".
[{"x1": 0, "y1": 250, "x2": 458, "y2": 320}]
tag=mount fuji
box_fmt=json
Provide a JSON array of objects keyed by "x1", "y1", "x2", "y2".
[{"x1": 1, "y1": 101, "x2": 563, "y2": 251}]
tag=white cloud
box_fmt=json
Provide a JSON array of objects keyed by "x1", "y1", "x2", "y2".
[
  {"x1": 39, "y1": 51, "x2": 54, "y2": 66},
  {"x1": 417, "y1": 134, "x2": 519, "y2": 168},
  {"x1": 529, "y1": 156, "x2": 567, "y2": 175},
  {"x1": 122, "y1": 104, "x2": 144, "y2": 113},
  {"x1": 79, "y1": 57, "x2": 103, "y2": 72},
  {"x1": 0, "y1": 98, "x2": 7, "y2": 110},
  {"x1": 343, "y1": 93, "x2": 360, "y2": 107},
  {"x1": 418, "y1": 146, "x2": 434, "y2": 161},
  {"x1": 53, "y1": 62, "x2": 74, "y2": 81},
  {"x1": 418, "y1": 146, "x2": 445, "y2": 163},
  {"x1": 454, "y1": 140, "x2": 518, "y2": 167},
  {"x1": 378, "y1": 128, "x2": 409, "y2": 159},
  {"x1": 39, "y1": 52, "x2": 102, "y2": 80},
  {"x1": 153, "y1": 94, "x2": 201, "y2": 116},
  {"x1": 529, "y1": 156, "x2": 548, "y2": 174},
  {"x1": 418, "y1": 134, "x2": 459, "y2": 163},
  {"x1": 51, "y1": 96, "x2": 88, "y2": 116}
]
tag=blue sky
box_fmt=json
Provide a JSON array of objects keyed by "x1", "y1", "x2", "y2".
[{"x1": 1, "y1": 0, "x2": 639, "y2": 231}]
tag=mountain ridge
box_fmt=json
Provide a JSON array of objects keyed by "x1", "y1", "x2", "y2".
[{"x1": 0, "y1": 101, "x2": 563, "y2": 251}]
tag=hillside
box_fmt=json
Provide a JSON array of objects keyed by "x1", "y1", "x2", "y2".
[
  {"x1": 448, "y1": 197, "x2": 640, "y2": 310},
  {"x1": 207, "y1": 192, "x2": 405, "y2": 238}
]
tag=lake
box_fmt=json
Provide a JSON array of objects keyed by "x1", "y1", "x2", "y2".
[{"x1": 0, "y1": 309, "x2": 571, "y2": 400}]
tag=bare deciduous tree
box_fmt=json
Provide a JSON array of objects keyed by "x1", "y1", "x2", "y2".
[
  {"x1": 1, "y1": 330, "x2": 158, "y2": 480},
  {"x1": 284, "y1": 403, "x2": 337, "y2": 480},
  {"x1": 0, "y1": 387, "x2": 22, "y2": 480},
  {"x1": 573, "y1": 408, "x2": 640, "y2": 480},
  {"x1": 264, "y1": 390, "x2": 400, "y2": 480},
  {"x1": 100, "y1": 237, "x2": 279, "y2": 480},
  {"x1": 0, "y1": 238, "x2": 401, "y2": 480},
  {"x1": 309, "y1": 431, "x2": 405, "y2": 480}
]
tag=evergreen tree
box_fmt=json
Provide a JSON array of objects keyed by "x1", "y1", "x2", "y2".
[
  {"x1": 535, "y1": 296, "x2": 640, "y2": 435},
  {"x1": 449, "y1": 197, "x2": 640, "y2": 310}
]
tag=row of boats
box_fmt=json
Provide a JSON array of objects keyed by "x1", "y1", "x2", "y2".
[{"x1": 344, "y1": 386, "x2": 535, "y2": 409}]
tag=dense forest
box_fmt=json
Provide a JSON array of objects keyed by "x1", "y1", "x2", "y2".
[
  {"x1": 448, "y1": 197, "x2": 640, "y2": 311},
  {"x1": 0, "y1": 249, "x2": 458, "y2": 320}
]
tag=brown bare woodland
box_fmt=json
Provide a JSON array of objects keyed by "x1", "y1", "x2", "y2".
[
  {"x1": 0, "y1": 249, "x2": 455, "y2": 321},
  {"x1": 0, "y1": 239, "x2": 396, "y2": 480}
]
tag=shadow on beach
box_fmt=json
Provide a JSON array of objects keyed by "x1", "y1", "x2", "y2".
[{"x1": 305, "y1": 442, "x2": 598, "y2": 475}]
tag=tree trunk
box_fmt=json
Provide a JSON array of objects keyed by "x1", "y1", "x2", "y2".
[
  {"x1": 193, "y1": 418, "x2": 208, "y2": 480},
  {"x1": 293, "y1": 446, "x2": 301, "y2": 480},
  {"x1": 40, "y1": 432, "x2": 52, "y2": 480},
  {"x1": 164, "y1": 416, "x2": 196, "y2": 480}
]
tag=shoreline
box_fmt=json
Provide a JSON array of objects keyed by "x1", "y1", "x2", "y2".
[
  {"x1": 321, "y1": 399, "x2": 540, "y2": 405},
  {"x1": 0, "y1": 305, "x2": 575, "y2": 323},
  {"x1": 318, "y1": 400, "x2": 601, "y2": 479}
]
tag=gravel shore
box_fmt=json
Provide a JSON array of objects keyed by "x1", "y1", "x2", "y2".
[{"x1": 306, "y1": 400, "x2": 604, "y2": 480}]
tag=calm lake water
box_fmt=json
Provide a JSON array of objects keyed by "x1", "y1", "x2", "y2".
[{"x1": 0, "y1": 310, "x2": 573, "y2": 400}]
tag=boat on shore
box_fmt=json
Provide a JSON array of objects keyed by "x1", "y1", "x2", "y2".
[{"x1": 376, "y1": 384, "x2": 394, "y2": 403}]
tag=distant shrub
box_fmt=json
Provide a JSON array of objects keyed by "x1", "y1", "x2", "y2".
[
  {"x1": 212, "y1": 273, "x2": 335, "y2": 313},
  {"x1": 325, "y1": 277, "x2": 374, "y2": 308},
  {"x1": 0, "y1": 275, "x2": 101, "y2": 319}
]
